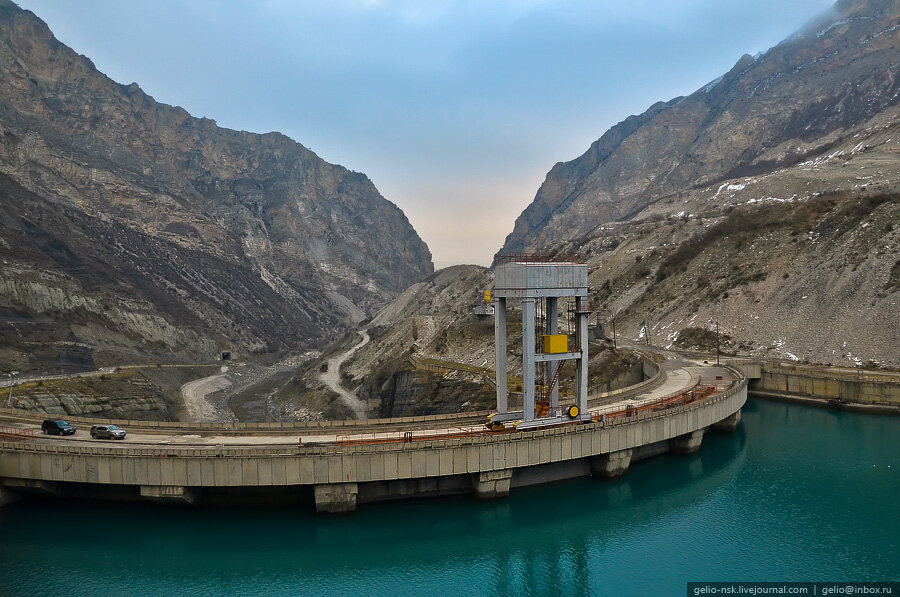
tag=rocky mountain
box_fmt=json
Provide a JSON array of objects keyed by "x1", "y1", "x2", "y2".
[
  {"x1": 0, "y1": 0, "x2": 433, "y2": 373},
  {"x1": 504, "y1": 0, "x2": 900, "y2": 254},
  {"x1": 499, "y1": 0, "x2": 900, "y2": 368}
]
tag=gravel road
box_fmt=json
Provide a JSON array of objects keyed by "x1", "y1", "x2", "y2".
[{"x1": 319, "y1": 330, "x2": 370, "y2": 419}]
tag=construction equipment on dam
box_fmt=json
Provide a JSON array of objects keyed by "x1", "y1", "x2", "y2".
[{"x1": 488, "y1": 256, "x2": 592, "y2": 431}]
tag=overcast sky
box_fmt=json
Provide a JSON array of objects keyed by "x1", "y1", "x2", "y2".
[{"x1": 17, "y1": 0, "x2": 834, "y2": 269}]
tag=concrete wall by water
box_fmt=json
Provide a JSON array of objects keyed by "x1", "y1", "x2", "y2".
[
  {"x1": 751, "y1": 370, "x2": 900, "y2": 405},
  {"x1": 0, "y1": 381, "x2": 746, "y2": 511}
]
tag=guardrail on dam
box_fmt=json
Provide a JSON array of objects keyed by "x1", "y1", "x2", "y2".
[{"x1": 0, "y1": 376, "x2": 746, "y2": 513}]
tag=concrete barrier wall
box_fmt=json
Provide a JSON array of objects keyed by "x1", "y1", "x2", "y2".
[
  {"x1": 725, "y1": 359, "x2": 762, "y2": 379},
  {"x1": 765, "y1": 363, "x2": 899, "y2": 383},
  {"x1": 587, "y1": 359, "x2": 645, "y2": 396},
  {"x1": 0, "y1": 382, "x2": 746, "y2": 492},
  {"x1": 0, "y1": 406, "x2": 492, "y2": 435},
  {"x1": 643, "y1": 358, "x2": 660, "y2": 379},
  {"x1": 588, "y1": 358, "x2": 661, "y2": 401},
  {"x1": 751, "y1": 370, "x2": 900, "y2": 405}
]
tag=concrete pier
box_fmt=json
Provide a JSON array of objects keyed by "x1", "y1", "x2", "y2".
[
  {"x1": 590, "y1": 449, "x2": 633, "y2": 478},
  {"x1": 140, "y1": 485, "x2": 196, "y2": 505},
  {"x1": 711, "y1": 410, "x2": 741, "y2": 432},
  {"x1": 671, "y1": 430, "x2": 705, "y2": 454},
  {"x1": 2, "y1": 478, "x2": 56, "y2": 496},
  {"x1": 472, "y1": 469, "x2": 513, "y2": 500},
  {"x1": 314, "y1": 483, "x2": 359, "y2": 513}
]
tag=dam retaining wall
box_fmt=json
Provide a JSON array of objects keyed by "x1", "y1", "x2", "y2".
[{"x1": 0, "y1": 379, "x2": 746, "y2": 512}]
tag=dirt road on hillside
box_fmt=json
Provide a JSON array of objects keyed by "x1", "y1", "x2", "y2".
[
  {"x1": 180, "y1": 368, "x2": 236, "y2": 422},
  {"x1": 319, "y1": 330, "x2": 370, "y2": 419}
]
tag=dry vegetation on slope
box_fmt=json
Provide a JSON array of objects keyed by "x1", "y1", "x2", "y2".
[{"x1": 549, "y1": 119, "x2": 900, "y2": 367}]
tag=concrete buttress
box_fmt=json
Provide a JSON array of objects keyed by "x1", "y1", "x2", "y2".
[{"x1": 314, "y1": 482, "x2": 359, "y2": 513}]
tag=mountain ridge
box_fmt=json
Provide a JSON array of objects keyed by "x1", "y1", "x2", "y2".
[
  {"x1": 0, "y1": 0, "x2": 433, "y2": 372},
  {"x1": 501, "y1": 0, "x2": 900, "y2": 255},
  {"x1": 491, "y1": 0, "x2": 899, "y2": 368}
]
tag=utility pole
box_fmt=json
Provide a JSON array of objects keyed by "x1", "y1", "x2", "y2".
[
  {"x1": 6, "y1": 371, "x2": 18, "y2": 408},
  {"x1": 611, "y1": 318, "x2": 617, "y2": 350}
]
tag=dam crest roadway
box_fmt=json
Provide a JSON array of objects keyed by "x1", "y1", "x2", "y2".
[
  {"x1": 0, "y1": 354, "x2": 747, "y2": 512},
  {"x1": 0, "y1": 258, "x2": 748, "y2": 513}
]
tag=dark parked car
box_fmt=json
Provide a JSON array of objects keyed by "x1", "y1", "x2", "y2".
[
  {"x1": 41, "y1": 419, "x2": 76, "y2": 435},
  {"x1": 90, "y1": 424, "x2": 126, "y2": 440}
]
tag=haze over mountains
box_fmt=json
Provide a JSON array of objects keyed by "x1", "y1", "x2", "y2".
[{"x1": 0, "y1": 0, "x2": 432, "y2": 372}]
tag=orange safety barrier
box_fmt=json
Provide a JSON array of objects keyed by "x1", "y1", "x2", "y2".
[
  {"x1": 0, "y1": 427, "x2": 34, "y2": 442},
  {"x1": 335, "y1": 426, "x2": 516, "y2": 446},
  {"x1": 592, "y1": 384, "x2": 718, "y2": 422},
  {"x1": 330, "y1": 381, "x2": 725, "y2": 446}
]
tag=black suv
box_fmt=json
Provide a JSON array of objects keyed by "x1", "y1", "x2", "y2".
[
  {"x1": 41, "y1": 419, "x2": 76, "y2": 436},
  {"x1": 90, "y1": 424, "x2": 126, "y2": 440}
]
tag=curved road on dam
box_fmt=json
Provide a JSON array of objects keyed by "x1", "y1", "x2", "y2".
[
  {"x1": 0, "y1": 351, "x2": 746, "y2": 512},
  {"x1": 1, "y1": 357, "x2": 735, "y2": 448}
]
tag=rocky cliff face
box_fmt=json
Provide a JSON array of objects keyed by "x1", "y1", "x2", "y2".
[
  {"x1": 567, "y1": 147, "x2": 900, "y2": 368},
  {"x1": 6, "y1": 368, "x2": 193, "y2": 420},
  {"x1": 0, "y1": 0, "x2": 433, "y2": 371},
  {"x1": 502, "y1": 0, "x2": 900, "y2": 254},
  {"x1": 498, "y1": 0, "x2": 900, "y2": 368}
]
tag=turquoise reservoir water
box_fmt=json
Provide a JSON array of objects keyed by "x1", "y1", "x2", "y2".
[{"x1": 0, "y1": 398, "x2": 897, "y2": 595}]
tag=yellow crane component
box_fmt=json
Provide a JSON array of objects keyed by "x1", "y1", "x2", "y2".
[{"x1": 543, "y1": 334, "x2": 567, "y2": 354}]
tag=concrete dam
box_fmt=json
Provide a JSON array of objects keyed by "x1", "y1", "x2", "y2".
[
  {"x1": 0, "y1": 366, "x2": 746, "y2": 512},
  {"x1": 0, "y1": 260, "x2": 749, "y2": 513}
]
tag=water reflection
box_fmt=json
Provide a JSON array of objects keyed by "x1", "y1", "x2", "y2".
[{"x1": 0, "y1": 429, "x2": 746, "y2": 591}]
